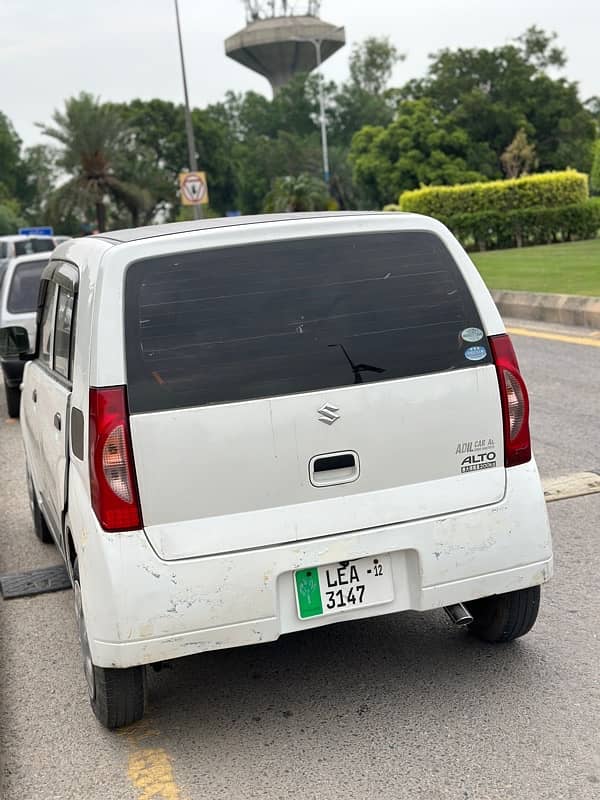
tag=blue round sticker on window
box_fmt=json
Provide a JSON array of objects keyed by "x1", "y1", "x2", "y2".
[{"x1": 464, "y1": 345, "x2": 488, "y2": 361}]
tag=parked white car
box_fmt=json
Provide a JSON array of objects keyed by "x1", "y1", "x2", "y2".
[
  {"x1": 0, "y1": 234, "x2": 55, "y2": 267},
  {"x1": 0, "y1": 213, "x2": 553, "y2": 729},
  {"x1": 0, "y1": 252, "x2": 51, "y2": 416}
]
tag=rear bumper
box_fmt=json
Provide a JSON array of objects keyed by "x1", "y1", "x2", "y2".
[
  {"x1": 69, "y1": 460, "x2": 553, "y2": 669},
  {"x1": 91, "y1": 559, "x2": 552, "y2": 668}
]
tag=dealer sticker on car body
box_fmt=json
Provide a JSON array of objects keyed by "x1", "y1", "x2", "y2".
[{"x1": 294, "y1": 554, "x2": 394, "y2": 619}]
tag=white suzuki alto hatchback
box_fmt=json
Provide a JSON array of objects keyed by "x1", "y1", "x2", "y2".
[{"x1": 1, "y1": 213, "x2": 552, "y2": 728}]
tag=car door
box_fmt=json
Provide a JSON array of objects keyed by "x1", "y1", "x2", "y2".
[
  {"x1": 35, "y1": 263, "x2": 78, "y2": 549},
  {"x1": 21, "y1": 279, "x2": 57, "y2": 498}
]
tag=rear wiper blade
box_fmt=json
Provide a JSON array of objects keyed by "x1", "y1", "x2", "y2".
[{"x1": 329, "y1": 343, "x2": 386, "y2": 384}]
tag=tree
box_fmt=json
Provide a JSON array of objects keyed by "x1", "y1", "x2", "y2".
[
  {"x1": 501, "y1": 129, "x2": 538, "y2": 178},
  {"x1": 202, "y1": 38, "x2": 408, "y2": 211},
  {"x1": 0, "y1": 112, "x2": 55, "y2": 231},
  {"x1": 349, "y1": 99, "x2": 485, "y2": 208},
  {"x1": 330, "y1": 38, "x2": 404, "y2": 147},
  {"x1": 348, "y1": 37, "x2": 403, "y2": 96},
  {"x1": 212, "y1": 74, "x2": 323, "y2": 142},
  {"x1": 235, "y1": 131, "x2": 322, "y2": 213},
  {"x1": 0, "y1": 112, "x2": 22, "y2": 199},
  {"x1": 119, "y1": 98, "x2": 237, "y2": 218},
  {"x1": 585, "y1": 96, "x2": 600, "y2": 129},
  {"x1": 515, "y1": 26, "x2": 566, "y2": 70},
  {"x1": 0, "y1": 198, "x2": 25, "y2": 235},
  {"x1": 16, "y1": 144, "x2": 59, "y2": 224},
  {"x1": 40, "y1": 93, "x2": 149, "y2": 231},
  {"x1": 401, "y1": 27, "x2": 596, "y2": 176},
  {"x1": 263, "y1": 174, "x2": 329, "y2": 212},
  {"x1": 591, "y1": 140, "x2": 600, "y2": 196}
]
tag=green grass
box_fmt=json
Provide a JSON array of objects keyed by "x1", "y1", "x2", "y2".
[{"x1": 471, "y1": 238, "x2": 600, "y2": 297}]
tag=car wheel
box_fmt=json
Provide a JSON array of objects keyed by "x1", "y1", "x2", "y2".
[
  {"x1": 5, "y1": 382, "x2": 20, "y2": 418},
  {"x1": 73, "y1": 559, "x2": 145, "y2": 729},
  {"x1": 27, "y1": 470, "x2": 54, "y2": 544},
  {"x1": 466, "y1": 585, "x2": 541, "y2": 643}
]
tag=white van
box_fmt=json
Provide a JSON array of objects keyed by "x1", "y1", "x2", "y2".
[
  {"x1": 0, "y1": 253, "x2": 51, "y2": 416},
  {"x1": 0, "y1": 213, "x2": 553, "y2": 729}
]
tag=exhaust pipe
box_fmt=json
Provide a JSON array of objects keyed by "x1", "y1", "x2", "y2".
[{"x1": 444, "y1": 603, "x2": 473, "y2": 626}]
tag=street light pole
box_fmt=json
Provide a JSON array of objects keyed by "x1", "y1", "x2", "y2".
[
  {"x1": 174, "y1": 0, "x2": 202, "y2": 220},
  {"x1": 313, "y1": 39, "x2": 330, "y2": 186},
  {"x1": 289, "y1": 35, "x2": 333, "y2": 187}
]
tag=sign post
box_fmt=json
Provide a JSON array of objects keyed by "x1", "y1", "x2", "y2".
[
  {"x1": 174, "y1": 0, "x2": 203, "y2": 221},
  {"x1": 179, "y1": 172, "x2": 209, "y2": 209},
  {"x1": 19, "y1": 226, "x2": 54, "y2": 237}
]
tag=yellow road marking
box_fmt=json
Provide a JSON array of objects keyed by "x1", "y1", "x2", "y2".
[
  {"x1": 128, "y1": 748, "x2": 182, "y2": 800},
  {"x1": 119, "y1": 721, "x2": 184, "y2": 800},
  {"x1": 506, "y1": 326, "x2": 600, "y2": 348}
]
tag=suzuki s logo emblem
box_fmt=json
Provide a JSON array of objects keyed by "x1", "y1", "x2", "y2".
[{"x1": 317, "y1": 403, "x2": 340, "y2": 425}]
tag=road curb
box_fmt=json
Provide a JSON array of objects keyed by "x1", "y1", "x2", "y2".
[{"x1": 491, "y1": 290, "x2": 600, "y2": 329}]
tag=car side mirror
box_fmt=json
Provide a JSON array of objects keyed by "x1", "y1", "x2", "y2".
[{"x1": 0, "y1": 326, "x2": 30, "y2": 359}]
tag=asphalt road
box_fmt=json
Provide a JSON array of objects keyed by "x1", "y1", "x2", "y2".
[{"x1": 1, "y1": 324, "x2": 599, "y2": 800}]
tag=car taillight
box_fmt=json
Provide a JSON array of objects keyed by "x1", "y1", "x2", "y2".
[
  {"x1": 89, "y1": 386, "x2": 142, "y2": 531},
  {"x1": 489, "y1": 334, "x2": 531, "y2": 468}
]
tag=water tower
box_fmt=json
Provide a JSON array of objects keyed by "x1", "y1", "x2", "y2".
[{"x1": 225, "y1": 1, "x2": 346, "y2": 95}]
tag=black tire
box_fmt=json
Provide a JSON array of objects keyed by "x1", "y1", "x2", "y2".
[
  {"x1": 27, "y1": 471, "x2": 53, "y2": 544},
  {"x1": 5, "y1": 381, "x2": 20, "y2": 418},
  {"x1": 467, "y1": 585, "x2": 541, "y2": 643},
  {"x1": 73, "y1": 559, "x2": 145, "y2": 729},
  {"x1": 91, "y1": 663, "x2": 146, "y2": 730}
]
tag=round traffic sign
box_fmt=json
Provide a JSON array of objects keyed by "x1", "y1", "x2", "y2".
[{"x1": 180, "y1": 172, "x2": 207, "y2": 204}]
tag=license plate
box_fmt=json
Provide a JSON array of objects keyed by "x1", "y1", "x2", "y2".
[{"x1": 294, "y1": 554, "x2": 394, "y2": 619}]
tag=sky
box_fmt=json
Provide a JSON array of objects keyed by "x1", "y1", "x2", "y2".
[{"x1": 1, "y1": 0, "x2": 598, "y2": 148}]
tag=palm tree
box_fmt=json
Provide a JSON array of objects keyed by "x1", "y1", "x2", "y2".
[
  {"x1": 39, "y1": 93, "x2": 149, "y2": 232},
  {"x1": 263, "y1": 174, "x2": 330, "y2": 213}
]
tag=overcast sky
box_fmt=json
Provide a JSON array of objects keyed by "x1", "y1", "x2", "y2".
[{"x1": 1, "y1": 0, "x2": 598, "y2": 148}]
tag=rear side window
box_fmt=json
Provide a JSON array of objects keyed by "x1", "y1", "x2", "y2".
[
  {"x1": 39, "y1": 282, "x2": 57, "y2": 367},
  {"x1": 14, "y1": 238, "x2": 54, "y2": 256},
  {"x1": 7, "y1": 259, "x2": 48, "y2": 313},
  {"x1": 54, "y1": 287, "x2": 75, "y2": 379},
  {"x1": 124, "y1": 231, "x2": 491, "y2": 414}
]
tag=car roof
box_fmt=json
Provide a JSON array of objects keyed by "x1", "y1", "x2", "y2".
[
  {"x1": 94, "y1": 211, "x2": 410, "y2": 244},
  {"x1": 5, "y1": 252, "x2": 54, "y2": 267},
  {"x1": 0, "y1": 234, "x2": 53, "y2": 242}
]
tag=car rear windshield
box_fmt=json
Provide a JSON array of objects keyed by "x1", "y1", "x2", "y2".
[
  {"x1": 124, "y1": 231, "x2": 491, "y2": 414},
  {"x1": 7, "y1": 259, "x2": 48, "y2": 314},
  {"x1": 14, "y1": 238, "x2": 55, "y2": 256}
]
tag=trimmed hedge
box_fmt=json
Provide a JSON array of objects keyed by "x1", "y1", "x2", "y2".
[
  {"x1": 399, "y1": 171, "x2": 589, "y2": 216},
  {"x1": 443, "y1": 201, "x2": 600, "y2": 251},
  {"x1": 384, "y1": 199, "x2": 600, "y2": 250}
]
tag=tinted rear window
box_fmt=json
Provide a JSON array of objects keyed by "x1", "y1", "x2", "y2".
[
  {"x1": 14, "y1": 238, "x2": 54, "y2": 256},
  {"x1": 7, "y1": 260, "x2": 47, "y2": 313},
  {"x1": 124, "y1": 232, "x2": 490, "y2": 414}
]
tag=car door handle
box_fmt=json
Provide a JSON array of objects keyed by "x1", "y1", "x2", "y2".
[
  {"x1": 54, "y1": 412, "x2": 61, "y2": 431},
  {"x1": 32, "y1": 389, "x2": 37, "y2": 403}
]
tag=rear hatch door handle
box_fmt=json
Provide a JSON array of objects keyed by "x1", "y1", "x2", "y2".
[{"x1": 309, "y1": 451, "x2": 360, "y2": 487}]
